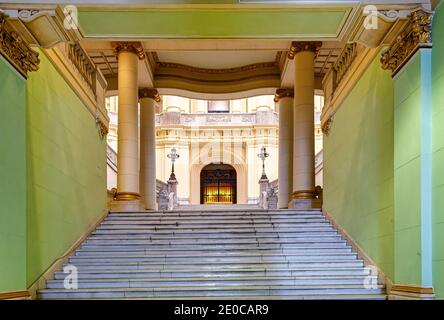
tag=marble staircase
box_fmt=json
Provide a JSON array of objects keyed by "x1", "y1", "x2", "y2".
[{"x1": 38, "y1": 208, "x2": 386, "y2": 299}]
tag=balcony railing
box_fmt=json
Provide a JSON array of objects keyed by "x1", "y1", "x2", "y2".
[
  {"x1": 67, "y1": 42, "x2": 98, "y2": 96},
  {"x1": 155, "y1": 111, "x2": 278, "y2": 126}
]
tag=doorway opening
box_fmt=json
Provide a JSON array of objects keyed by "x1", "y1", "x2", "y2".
[{"x1": 200, "y1": 164, "x2": 237, "y2": 204}]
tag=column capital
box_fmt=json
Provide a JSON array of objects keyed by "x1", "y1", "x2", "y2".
[
  {"x1": 112, "y1": 41, "x2": 145, "y2": 60},
  {"x1": 381, "y1": 8, "x2": 433, "y2": 76},
  {"x1": 287, "y1": 41, "x2": 322, "y2": 59},
  {"x1": 0, "y1": 12, "x2": 40, "y2": 78},
  {"x1": 139, "y1": 88, "x2": 161, "y2": 102},
  {"x1": 274, "y1": 88, "x2": 294, "y2": 102}
]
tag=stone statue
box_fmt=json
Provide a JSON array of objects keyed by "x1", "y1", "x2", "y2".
[
  {"x1": 262, "y1": 190, "x2": 268, "y2": 210},
  {"x1": 168, "y1": 191, "x2": 176, "y2": 211},
  {"x1": 158, "y1": 189, "x2": 169, "y2": 211},
  {"x1": 266, "y1": 187, "x2": 278, "y2": 210}
]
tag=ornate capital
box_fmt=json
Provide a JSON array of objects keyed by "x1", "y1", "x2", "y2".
[
  {"x1": 274, "y1": 88, "x2": 294, "y2": 102},
  {"x1": 112, "y1": 41, "x2": 145, "y2": 60},
  {"x1": 381, "y1": 8, "x2": 433, "y2": 76},
  {"x1": 0, "y1": 12, "x2": 39, "y2": 78},
  {"x1": 139, "y1": 88, "x2": 161, "y2": 102},
  {"x1": 321, "y1": 115, "x2": 334, "y2": 136},
  {"x1": 287, "y1": 41, "x2": 322, "y2": 59}
]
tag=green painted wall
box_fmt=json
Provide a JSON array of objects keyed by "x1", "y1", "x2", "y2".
[
  {"x1": 393, "y1": 49, "x2": 433, "y2": 288},
  {"x1": 25, "y1": 50, "x2": 107, "y2": 286},
  {"x1": 432, "y1": 2, "x2": 444, "y2": 299},
  {"x1": 78, "y1": 8, "x2": 345, "y2": 38},
  {"x1": 0, "y1": 56, "x2": 27, "y2": 292},
  {"x1": 323, "y1": 53, "x2": 395, "y2": 280}
]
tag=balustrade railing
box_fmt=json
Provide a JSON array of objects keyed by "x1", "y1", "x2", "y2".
[
  {"x1": 155, "y1": 112, "x2": 278, "y2": 126},
  {"x1": 67, "y1": 42, "x2": 97, "y2": 96},
  {"x1": 333, "y1": 43, "x2": 357, "y2": 86}
]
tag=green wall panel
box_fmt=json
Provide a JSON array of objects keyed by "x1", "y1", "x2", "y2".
[
  {"x1": 0, "y1": 56, "x2": 27, "y2": 292},
  {"x1": 432, "y1": 1, "x2": 444, "y2": 299},
  {"x1": 393, "y1": 49, "x2": 433, "y2": 288},
  {"x1": 78, "y1": 8, "x2": 346, "y2": 38},
  {"x1": 323, "y1": 52, "x2": 395, "y2": 280},
  {"x1": 25, "y1": 49, "x2": 107, "y2": 286}
]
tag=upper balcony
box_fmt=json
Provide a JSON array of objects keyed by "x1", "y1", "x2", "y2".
[{"x1": 155, "y1": 110, "x2": 278, "y2": 127}]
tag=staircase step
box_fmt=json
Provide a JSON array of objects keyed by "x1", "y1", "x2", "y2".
[
  {"x1": 109, "y1": 210, "x2": 322, "y2": 216},
  {"x1": 53, "y1": 267, "x2": 372, "y2": 280},
  {"x1": 96, "y1": 224, "x2": 332, "y2": 231},
  {"x1": 75, "y1": 247, "x2": 354, "y2": 256},
  {"x1": 92, "y1": 227, "x2": 336, "y2": 236},
  {"x1": 102, "y1": 218, "x2": 328, "y2": 225},
  {"x1": 46, "y1": 275, "x2": 378, "y2": 289},
  {"x1": 89, "y1": 231, "x2": 338, "y2": 240},
  {"x1": 71, "y1": 253, "x2": 358, "y2": 262},
  {"x1": 38, "y1": 285, "x2": 384, "y2": 299},
  {"x1": 63, "y1": 260, "x2": 365, "y2": 271},
  {"x1": 80, "y1": 243, "x2": 350, "y2": 251}
]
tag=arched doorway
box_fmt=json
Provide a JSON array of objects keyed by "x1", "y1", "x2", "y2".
[{"x1": 200, "y1": 164, "x2": 237, "y2": 204}]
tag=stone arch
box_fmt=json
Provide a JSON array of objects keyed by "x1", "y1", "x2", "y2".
[{"x1": 189, "y1": 151, "x2": 247, "y2": 205}]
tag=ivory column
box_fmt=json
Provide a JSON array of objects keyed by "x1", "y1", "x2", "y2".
[
  {"x1": 275, "y1": 89, "x2": 294, "y2": 209},
  {"x1": 113, "y1": 42, "x2": 145, "y2": 203},
  {"x1": 139, "y1": 88, "x2": 160, "y2": 210},
  {"x1": 288, "y1": 42, "x2": 322, "y2": 209}
]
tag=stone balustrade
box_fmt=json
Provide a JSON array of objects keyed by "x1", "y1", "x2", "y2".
[{"x1": 155, "y1": 111, "x2": 278, "y2": 126}]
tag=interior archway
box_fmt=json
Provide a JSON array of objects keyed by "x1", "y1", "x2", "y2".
[{"x1": 200, "y1": 164, "x2": 237, "y2": 204}]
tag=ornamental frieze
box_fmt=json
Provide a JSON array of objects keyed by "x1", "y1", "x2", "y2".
[
  {"x1": 0, "y1": 12, "x2": 39, "y2": 78},
  {"x1": 381, "y1": 8, "x2": 433, "y2": 76}
]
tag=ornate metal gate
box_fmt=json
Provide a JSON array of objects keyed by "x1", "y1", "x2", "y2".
[{"x1": 200, "y1": 165, "x2": 237, "y2": 204}]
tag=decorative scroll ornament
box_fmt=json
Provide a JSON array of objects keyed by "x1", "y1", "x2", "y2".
[
  {"x1": 274, "y1": 88, "x2": 294, "y2": 102},
  {"x1": 321, "y1": 115, "x2": 334, "y2": 136},
  {"x1": 0, "y1": 12, "x2": 39, "y2": 78},
  {"x1": 381, "y1": 9, "x2": 433, "y2": 76},
  {"x1": 96, "y1": 118, "x2": 109, "y2": 139},
  {"x1": 112, "y1": 41, "x2": 145, "y2": 60},
  {"x1": 287, "y1": 41, "x2": 322, "y2": 59},
  {"x1": 139, "y1": 88, "x2": 161, "y2": 102}
]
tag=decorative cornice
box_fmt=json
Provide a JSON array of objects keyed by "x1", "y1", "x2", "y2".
[
  {"x1": 381, "y1": 8, "x2": 433, "y2": 76},
  {"x1": 321, "y1": 114, "x2": 334, "y2": 136},
  {"x1": 274, "y1": 88, "x2": 294, "y2": 102},
  {"x1": 139, "y1": 88, "x2": 161, "y2": 102},
  {"x1": 0, "y1": 12, "x2": 39, "y2": 78},
  {"x1": 112, "y1": 41, "x2": 145, "y2": 60},
  {"x1": 287, "y1": 41, "x2": 322, "y2": 59}
]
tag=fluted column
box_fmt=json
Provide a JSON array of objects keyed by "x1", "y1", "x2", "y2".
[
  {"x1": 288, "y1": 42, "x2": 322, "y2": 209},
  {"x1": 139, "y1": 88, "x2": 160, "y2": 210},
  {"x1": 275, "y1": 89, "x2": 294, "y2": 209},
  {"x1": 113, "y1": 42, "x2": 145, "y2": 202}
]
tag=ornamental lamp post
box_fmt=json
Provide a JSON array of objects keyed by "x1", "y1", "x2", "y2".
[
  {"x1": 257, "y1": 146, "x2": 270, "y2": 180},
  {"x1": 167, "y1": 147, "x2": 180, "y2": 181}
]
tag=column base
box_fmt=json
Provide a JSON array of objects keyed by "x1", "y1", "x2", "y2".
[
  {"x1": 388, "y1": 285, "x2": 435, "y2": 300},
  {"x1": 109, "y1": 199, "x2": 144, "y2": 212},
  {"x1": 115, "y1": 192, "x2": 141, "y2": 201},
  {"x1": 288, "y1": 198, "x2": 321, "y2": 210}
]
